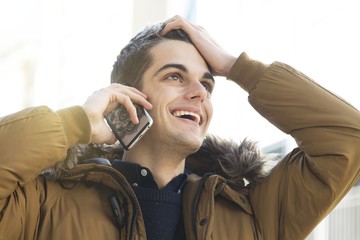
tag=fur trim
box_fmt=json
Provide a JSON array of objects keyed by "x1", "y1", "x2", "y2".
[
  {"x1": 186, "y1": 135, "x2": 271, "y2": 184},
  {"x1": 42, "y1": 143, "x2": 123, "y2": 179},
  {"x1": 44, "y1": 135, "x2": 272, "y2": 184}
]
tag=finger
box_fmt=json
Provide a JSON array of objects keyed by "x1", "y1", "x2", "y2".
[
  {"x1": 121, "y1": 97, "x2": 140, "y2": 124},
  {"x1": 101, "y1": 83, "x2": 153, "y2": 124},
  {"x1": 162, "y1": 15, "x2": 183, "y2": 25},
  {"x1": 109, "y1": 83, "x2": 148, "y2": 99},
  {"x1": 105, "y1": 85, "x2": 152, "y2": 111},
  {"x1": 161, "y1": 16, "x2": 194, "y2": 35},
  {"x1": 112, "y1": 93, "x2": 152, "y2": 124},
  {"x1": 113, "y1": 88, "x2": 153, "y2": 110}
]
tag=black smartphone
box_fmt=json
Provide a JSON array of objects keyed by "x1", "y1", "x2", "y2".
[{"x1": 105, "y1": 104, "x2": 153, "y2": 150}]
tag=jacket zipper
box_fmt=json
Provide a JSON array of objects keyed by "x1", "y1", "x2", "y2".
[{"x1": 62, "y1": 167, "x2": 139, "y2": 240}]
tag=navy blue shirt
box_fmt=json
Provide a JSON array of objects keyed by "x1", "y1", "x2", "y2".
[{"x1": 112, "y1": 160, "x2": 188, "y2": 240}]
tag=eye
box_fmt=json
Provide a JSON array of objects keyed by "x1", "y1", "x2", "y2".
[
  {"x1": 201, "y1": 80, "x2": 214, "y2": 94},
  {"x1": 166, "y1": 73, "x2": 182, "y2": 82}
]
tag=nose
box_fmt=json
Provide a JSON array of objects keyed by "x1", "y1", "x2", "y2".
[{"x1": 185, "y1": 81, "x2": 208, "y2": 102}]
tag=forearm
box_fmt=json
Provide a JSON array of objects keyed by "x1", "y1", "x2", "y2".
[
  {"x1": 0, "y1": 106, "x2": 91, "y2": 198},
  {"x1": 229, "y1": 52, "x2": 360, "y2": 190},
  {"x1": 237, "y1": 53, "x2": 360, "y2": 238},
  {"x1": 228, "y1": 52, "x2": 360, "y2": 144}
]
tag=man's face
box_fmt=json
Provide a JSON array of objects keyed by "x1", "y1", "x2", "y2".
[{"x1": 140, "y1": 40, "x2": 214, "y2": 152}]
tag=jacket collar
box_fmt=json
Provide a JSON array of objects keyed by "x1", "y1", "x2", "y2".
[{"x1": 60, "y1": 135, "x2": 270, "y2": 185}]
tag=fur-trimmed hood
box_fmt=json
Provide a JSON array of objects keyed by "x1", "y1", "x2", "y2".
[{"x1": 53, "y1": 135, "x2": 273, "y2": 185}]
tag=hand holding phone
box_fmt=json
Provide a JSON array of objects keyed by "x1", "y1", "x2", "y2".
[{"x1": 105, "y1": 104, "x2": 153, "y2": 150}]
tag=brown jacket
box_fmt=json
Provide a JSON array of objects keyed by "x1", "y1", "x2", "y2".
[{"x1": 1, "y1": 52, "x2": 359, "y2": 240}]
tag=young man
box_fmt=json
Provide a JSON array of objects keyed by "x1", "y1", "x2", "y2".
[{"x1": 1, "y1": 15, "x2": 359, "y2": 239}]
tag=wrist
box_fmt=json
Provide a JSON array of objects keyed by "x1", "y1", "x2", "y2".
[
  {"x1": 221, "y1": 55, "x2": 237, "y2": 77},
  {"x1": 227, "y1": 52, "x2": 269, "y2": 92}
]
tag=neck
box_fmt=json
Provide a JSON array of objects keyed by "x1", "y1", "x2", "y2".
[{"x1": 123, "y1": 144, "x2": 187, "y2": 188}]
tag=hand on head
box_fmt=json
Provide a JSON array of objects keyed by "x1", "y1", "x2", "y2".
[
  {"x1": 82, "y1": 84, "x2": 152, "y2": 144},
  {"x1": 161, "y1": 15, "x2": 237, "y2": 76}
]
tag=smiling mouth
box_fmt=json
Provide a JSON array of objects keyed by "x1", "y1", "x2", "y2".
[{"x1": 173, "y1": 110, "x2": 201, "y2": 125}]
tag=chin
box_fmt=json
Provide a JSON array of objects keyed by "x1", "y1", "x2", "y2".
[{"x1": 179, "y1": 136, "x2": 204, "y2": 154}]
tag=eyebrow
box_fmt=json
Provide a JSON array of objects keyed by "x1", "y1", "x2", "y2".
[{"x1": 154, "y1": 63, "x2": 215, "y2": 83}]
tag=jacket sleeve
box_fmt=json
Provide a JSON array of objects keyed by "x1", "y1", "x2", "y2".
[
  {"x1": 0, "y1": 105, "x2": 91, "y2": 238},
  {"x1": 228, "y1": 53, "x2": 360, "y2": 239},
  {"x1": 0, "y1": 105, "x2": 91, "y2": 198}
]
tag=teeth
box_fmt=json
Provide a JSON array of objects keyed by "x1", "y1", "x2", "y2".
[{"x1": 173, "y1": 110, "x2": 201, "y2": 124}]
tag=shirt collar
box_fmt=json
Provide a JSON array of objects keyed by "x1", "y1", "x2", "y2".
[{"x1": 112, "y1": 160, "x2": 189, "y2": 193}]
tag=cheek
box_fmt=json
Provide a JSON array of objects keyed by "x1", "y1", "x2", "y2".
[
  {"x1": 206, "y1": 102, "x2": 214, "y2": 122},
  {"x1": 147, "y1": 89, "x2": 177, "y2": 110},
  {"x1": 147, "y1": 97, "x2": 167, "y2": 121}
]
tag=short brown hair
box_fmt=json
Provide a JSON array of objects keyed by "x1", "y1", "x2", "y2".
[{"x1": 111, "y1": 23, "x2": 192, "y2": 89}]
